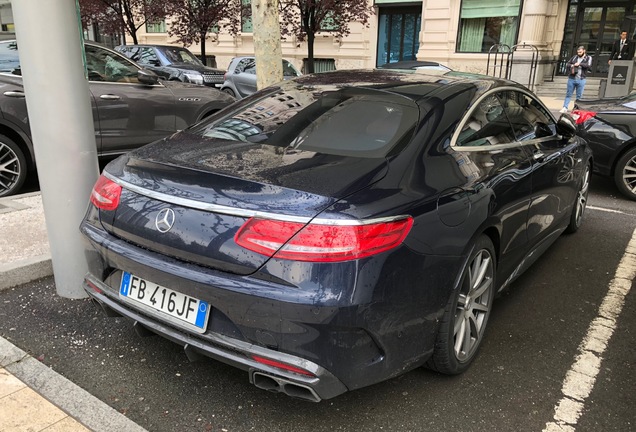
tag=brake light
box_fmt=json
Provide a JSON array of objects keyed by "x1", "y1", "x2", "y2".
[
  {"x1": 252, "y1": 355, "x2": 315, "y2": 377},
  {"x1": 90, "y1": 175, "x2": 122, "y2": 211},
  {"x1": 234, "y1": 216, "x2": 413, "y2": 262},
  {"x1": 571, "y1": 109, "x2": 597, "y2": 124}
]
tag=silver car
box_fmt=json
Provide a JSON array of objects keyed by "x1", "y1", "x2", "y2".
[{"x1": 220, "y1": 56, "x2": 301, "y2": 99}]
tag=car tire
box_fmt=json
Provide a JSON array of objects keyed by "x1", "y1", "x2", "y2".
[
  {"x1": 222, "y1": 88, "x2": 235, "y2": 97},
  {"x1": 0, "y1": 135, "x2": 27, "y2": 197},
  {"x1": 614, "y1": 147, "x2": 636, "y2": 201},
  {"x1": 565, "y1": 161, "x2": 591, "y2": 233},
  {"x1": 427, "y1": 235, "x2": 495, "y2": 375}
]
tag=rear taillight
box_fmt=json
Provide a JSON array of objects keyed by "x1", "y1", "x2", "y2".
[
  {"x1": 90, "y1": 175, "x2": 122, "y2": 211},
  {"x1": 571, "y1": 109, "x2": 597, "y2": 124},
  {"x1": 234, "y1": 216, "x2": 413, "y2": 262}
]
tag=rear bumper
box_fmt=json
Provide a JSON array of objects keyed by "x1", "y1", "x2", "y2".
[
  {"x1": 84, "y1": 273, "x2": 347, "y2": 401},
  {"x1": 81, "y1": 218, "x2": 454, "y2": 399}
]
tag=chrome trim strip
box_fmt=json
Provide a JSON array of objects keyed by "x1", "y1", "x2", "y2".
[{"x1": 103, "y1": 172, "x2": 410, "y2": 226}]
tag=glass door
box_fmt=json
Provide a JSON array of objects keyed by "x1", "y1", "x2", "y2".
[
  {"x1": 376, "y1": 7, "x2": 422, "y2": 66},
  {"x1": 578, "y1": 5, "x2": 626, "y2": 76}
]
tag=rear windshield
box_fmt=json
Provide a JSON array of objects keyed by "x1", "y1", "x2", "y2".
[{"x1": 190, "y1": 86, "x2": 419, "y2": 158}]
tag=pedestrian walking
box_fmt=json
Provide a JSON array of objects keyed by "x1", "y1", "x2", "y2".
[{"x1": 561, "y1": 46, "x2": 592, "y2": 113}]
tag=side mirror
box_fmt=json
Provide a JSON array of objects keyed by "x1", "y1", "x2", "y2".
[
  {"x1": 534, "y1": 122, "x2": 553, "y2": 138},
  {"x1": 556, "y1": 114, "x2": 577, "y2": 138},
  {"x1": 138, "y1": 68, "x2": 159, "y2": 85}
]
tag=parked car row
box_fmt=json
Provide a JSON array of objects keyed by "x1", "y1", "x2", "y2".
[
  {"x1": 7, "y1": 40, "x2": 636, "y2": 401},
  {"x1": 0, "y1": 41, "x2": 235, "y2": 197}
]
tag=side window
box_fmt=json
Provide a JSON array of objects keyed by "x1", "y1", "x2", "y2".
[
  {"x1": 456, "y1": 93, "x2": 516, "y2": 147},
  {"x1": 138, "y1": 47, "x2": 160, "y2": 66},
  {"x1": 282, "y1": 60, "x2": 299, "y2": 77},
  {"x1": 235, "y1": 58, "x2": 256, "y2": 74},
  {"x1": 85, "y1": 46, "x2": 140, "y2": 83},
  {"x1": 499, "y1": 91, "x2": 556, "y2": 141}
]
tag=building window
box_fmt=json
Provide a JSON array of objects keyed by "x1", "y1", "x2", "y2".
[
  {"x1": 376, "y1": 6, "x2": 421, "y2": 67},
  {"x1": 457, "y1": 0, "x2": 521, "y2": 53},
  {"x1": 320, "y1": 12, "x2": 337, "y2": 31},
  {"x1": 302, "y1": 58, "x2": 336, "y2": 73},
  {"x1": 242, "y1": 0, "x2": 253, "y2": 32},
  {"x1": 146, "y1": 19, "x2": 166, "y2": 33}
]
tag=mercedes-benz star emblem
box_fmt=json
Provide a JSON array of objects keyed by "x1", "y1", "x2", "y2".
[{"x1": 155, "y1": 208, "x2": 176, "y2": 233}]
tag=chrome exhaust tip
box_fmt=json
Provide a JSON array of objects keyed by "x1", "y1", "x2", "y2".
[{"x1": 252, "y1": 372, "x2": 321, "y2": 403}]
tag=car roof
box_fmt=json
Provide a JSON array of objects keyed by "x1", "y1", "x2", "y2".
[
  {"x1": 119, "y1": 44, "x2": 189, "y2": 49},
  {"x1": 378, "y1": 60, "x2": 450, "y2": 70},
  {"x1": 280, "y1": 69, "x2": 514, "y2": 103}
]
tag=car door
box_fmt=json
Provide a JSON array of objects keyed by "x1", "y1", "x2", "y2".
[
  {"x1": 499, "y1": 90, "x2": 583, "y2": 245},
  {"x1": 452, "y1": 90, "x2": 534, "y2": 283},
  {"x1": 232, "y1": 58, "x2": 257, "y2": 97},
  {"x1": 86, "y1": 44, "x2": 176, "y2": 155},
  {"x1": 0, "y1": 73, "x2": 101, "y2": 152}
]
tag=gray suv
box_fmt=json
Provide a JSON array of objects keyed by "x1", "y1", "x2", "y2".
[
  {"x1": 116, "y1": 45, "x2": 225, "y2": 88},
  {"x1": 0, "y1": 41, "x2": 234, "y2": 197},
  {"x1": 220, "y1": 56, "x2": 301, "y2": 99}
]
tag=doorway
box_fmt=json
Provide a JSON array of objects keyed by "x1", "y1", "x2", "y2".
[
  {"x1": 560, "y1": 1, "x2": 633, "y2": 77},
  {"x1": 376, "y1": 6, "x2": 421, "y2": 67}
]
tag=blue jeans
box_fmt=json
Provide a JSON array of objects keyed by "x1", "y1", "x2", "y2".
[{"x1": 563, "y1": 77, "x2": 586, "y2": 109}]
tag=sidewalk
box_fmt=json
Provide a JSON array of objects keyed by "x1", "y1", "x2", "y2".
[
  {"x1": 0, "y1": 93, "x2": 567, "y2": 432},
  {"x1": 0, "y1": 193, "x2": 147, "y2": 432}
]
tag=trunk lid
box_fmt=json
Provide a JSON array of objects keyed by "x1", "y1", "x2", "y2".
[{"x1": 101, "y1": 135, "x2": 389, "y2": 275}]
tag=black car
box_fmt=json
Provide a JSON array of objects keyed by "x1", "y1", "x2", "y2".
[
  {"x1": 573, "y1": 97, "x2": 636, "y2": 200},
  {"x1": 81, "y1": 70, "x2": 591, "y2": 401},
  {"x1": 0, "y1": 41, "x2": 234, "y2": 197},
  {"x1": 116, "y1": 45, "x2": 225, "y2": 88}
]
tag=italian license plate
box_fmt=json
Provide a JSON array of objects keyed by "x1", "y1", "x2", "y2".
[{"x1": 119, "y1": 272, "x2": 209, "y2": 333}]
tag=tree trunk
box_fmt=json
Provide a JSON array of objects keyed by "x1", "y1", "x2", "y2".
[
  {"x1": 200, "y1": 32, "x2": 207, "y2": 65},
  {"x1": 251, "y1": 0, "x2": 283, "y2": 89},
  {"x1": 307, "y1": 31, "x2": 315, "y2": 73}
]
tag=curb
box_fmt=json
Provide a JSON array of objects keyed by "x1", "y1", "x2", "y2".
[
  {"x1": 0, "y1": 254, "x2": 53, "y2": 291},
  {"x1": 0, "y1": 336, "x2": 148, "y2": 432}
]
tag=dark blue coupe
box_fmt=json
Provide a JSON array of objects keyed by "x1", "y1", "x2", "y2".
[{"x1": 81, "y1": 69, "x2": 591, "y2": 401}]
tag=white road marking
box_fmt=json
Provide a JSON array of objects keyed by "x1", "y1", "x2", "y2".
[
  {"x1": 544, "y1": 228, "x2": 636, "y2": 431},
  {"x1": 587, "y1": 205, "x2": 633, "y2": 215}
]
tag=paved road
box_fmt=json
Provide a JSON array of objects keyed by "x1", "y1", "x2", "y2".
[{"x1": 1, "y1": 174, "x2": 635, "y2": 432}]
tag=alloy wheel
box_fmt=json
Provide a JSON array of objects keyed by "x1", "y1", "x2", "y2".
[
  {"x1": 620, "y1": 153, "x2": 636, "y2": 196},
  {"x1": 574, "y1": 164, "x2": 590, "y2": 227},
  {"x1": 454, "y1": 248, "x2": 494, "y2": 361},
  {"x1": 0, "y1": 141, "x2": 21, "y2": 196}
]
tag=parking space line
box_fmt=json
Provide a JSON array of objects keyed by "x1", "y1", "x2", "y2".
[
  {"x1": 587, "y1": 205, "x2": 634, "y2": 216},
  {"x1": 543, "y1": 228, "x2": 636, "y2": 432}
]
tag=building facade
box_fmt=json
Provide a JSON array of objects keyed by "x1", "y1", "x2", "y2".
[
  {"x1": 3, "y1": 0, "x2": 632, "y2": 86},
  {"x1": 133, "y1": 0, "x2": 636, "y2": 87}
]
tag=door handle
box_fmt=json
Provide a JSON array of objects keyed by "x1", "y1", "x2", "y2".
[
  {"x1": 100, "y1": 94, "x2": 121, "y2": 100},
  {"x1": 3, "y1": 91, "x2": 25, "y2": 98}
]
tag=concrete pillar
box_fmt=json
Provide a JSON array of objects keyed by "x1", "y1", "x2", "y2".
[
  {"x1": 12, "y1": 0, "x2": 99, "y2": 298},
  {"x1": 251, "y1": 0, "x2": 283, "y2": 89},
  {"x1": 518, "y1": 0, "x2": 550, "y2": 47}
]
